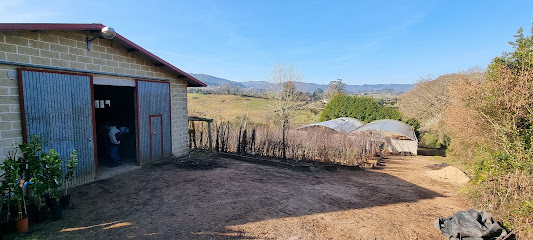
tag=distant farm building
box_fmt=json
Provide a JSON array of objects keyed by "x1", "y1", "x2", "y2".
[{"x1": 297, "y1": 118, "x2": 418, "y2": 155}]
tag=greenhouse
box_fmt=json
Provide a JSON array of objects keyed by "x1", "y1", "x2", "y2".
[
  {"x1": 296, "y1": 117, "x2": 365, "y2": 133},
  {"x1": 298, "y1": 118, "x2": 418, "y2": 155},
  {"x1": 354, "y1": 119, "x2": 418, "y2": 155}
]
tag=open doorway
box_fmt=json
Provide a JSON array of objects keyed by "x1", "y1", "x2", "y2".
[{"x1": 93, "y1": 84, "x2": 138, "y2": 177}]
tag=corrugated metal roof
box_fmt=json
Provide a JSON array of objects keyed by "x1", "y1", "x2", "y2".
[
  {"x1": 355, "y1": 119, "x2": 417, "y2": 141},
  {"x1": 0, "y1": 23, "x2": 206, "y2": 87},
  {"x1": 297, "y1": 117, "x2": 365, "y2": 133}
]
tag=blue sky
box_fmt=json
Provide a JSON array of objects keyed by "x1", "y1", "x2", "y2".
[{"x1": 1, "y1": 0, "x2": 532, "y2": 85}]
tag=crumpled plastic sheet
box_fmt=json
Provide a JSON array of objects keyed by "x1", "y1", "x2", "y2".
[{"x1": 434, "y1": 209, "x2": 509, "y2": 240}]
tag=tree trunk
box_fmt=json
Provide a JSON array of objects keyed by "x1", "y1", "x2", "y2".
[{"x1": 282, "y1": 120, "x2": 287, "y2": 160}]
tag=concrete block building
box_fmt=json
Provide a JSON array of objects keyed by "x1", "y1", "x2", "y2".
[{"x1": 0, "y1": 23, "x2": 205, "y2": 184}]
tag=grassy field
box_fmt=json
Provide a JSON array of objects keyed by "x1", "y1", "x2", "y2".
[{"x1": 187, "y1": 93, "x2": 323, "y2": 126}]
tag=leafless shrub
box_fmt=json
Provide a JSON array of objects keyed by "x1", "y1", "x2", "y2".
[
  {"x1": 189, "y1": 121, "x2": 380, "y2": 166},
  {"x1": 398, "y1": 69, "x2": 485, "y2": 148},
  {"x1": 443, "y1": 70, "x2": 493, "y2": 160}
]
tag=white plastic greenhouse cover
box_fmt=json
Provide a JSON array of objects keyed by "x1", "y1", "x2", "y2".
[
  {"x1": 297, "y1": 117, "x2": 365, "y2": 133},
  {"x1": 355, "y1": 119, "x2": 417, "y2": 141}
]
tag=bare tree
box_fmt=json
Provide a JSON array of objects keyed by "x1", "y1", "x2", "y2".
[
  {"x1": 221, "y1": 83, "x2": 232, "y2": 95},
  {"x1": 324, "y1": 79, "x2": 346, "y2": 99},
  {"x1": 268, "y1": 62, "x2": 303, "y2": 159}
]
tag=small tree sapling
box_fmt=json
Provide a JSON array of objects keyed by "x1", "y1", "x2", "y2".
[{"x1": 64, "y1": 150, "x2": 78, "y2": 196}]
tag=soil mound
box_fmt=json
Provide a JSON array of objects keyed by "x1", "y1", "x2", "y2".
[{"x1": 425, "y1": 166, "x2": 470, "y2": 185}]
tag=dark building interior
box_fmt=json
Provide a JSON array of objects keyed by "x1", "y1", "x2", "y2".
[{"x1": 93, "y1": 85, "x2": 137, "y2": 167}]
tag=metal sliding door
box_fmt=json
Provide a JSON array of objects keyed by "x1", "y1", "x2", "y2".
[
  {"x1": 19, "y1": 69, "x2": 96, "y2": 185},
  {"x1": 136, "y1": 80, "x2": 171, "y2": 164}
]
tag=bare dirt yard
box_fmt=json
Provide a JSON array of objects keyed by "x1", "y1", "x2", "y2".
[{"x1": 10, "y1": 155, "x2": 468, "y2": 239}]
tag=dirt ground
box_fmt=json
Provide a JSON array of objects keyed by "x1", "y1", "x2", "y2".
[{"x1": 9, "y1": 155, "x2": 468, "y2": 239}]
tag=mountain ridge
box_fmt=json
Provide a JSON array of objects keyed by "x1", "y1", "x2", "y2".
[{"x1": 190, "y1": 73, "x2": 414, "y2": 93}]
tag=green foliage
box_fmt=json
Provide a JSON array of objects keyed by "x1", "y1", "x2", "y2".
[
  {"x1": 1, "y1": 135, "x2": 80, "y2": 218},
  {"x1": 1, "y1": 150, "x2": 26, "y2": 219},
  {"x1": 65, "y1": 150, "x2": 78, "y2": 182},
  {"x1": 64, "y1": 150, "x2": 79, "y2": 195},
  {"x1": 309, "y1": 108, "x2": 321, "y2": 115},
  {"x1": 420, "y1": 132, "x2": 450, "y2": 148},
  {"x1": 40, "y1": 149, "x2": 63, "y2": 199},
  {"x1": 472, "y1": 150, "x2": 507, "y2": 184},
  {"x1": 19, "y1": 136, "x2": 47, "y2": 200},
  {"x1": 481, "y1": 25, "x2": 533, "y2": 175},
  {"x1": 404, "y1": 118, "x2": 421, "y2": 139},
  {"x1": 488, "y1": 24, "x2": 533, "y2": 76},
  {"x1": 447, "y1": 25, "x2": 533, "y2": 237},
  {"x1": 420, "y1": 133, "x2": 440, "y2": 148},
  {"x1": 311, "y1": 88, "x2": 323, "y2": 101},
  {"x1": 515, "y1": 200, "x2": 533, "y2": 217},
  {"x1": 473, "y1": 149, "x2": 533, "y2": 184},
  {"x1": 1, "y1": 152, "x2": 20, "y2": 194},
  {"x1": 18, "y1": 135, "x2": 43, "y2": 178},
  {"x1": 18, "y1": 136, "x2": 50, "y2": 210},
  {"x1": 320, "y1": 94, "x2": 402, "y2": 123}
]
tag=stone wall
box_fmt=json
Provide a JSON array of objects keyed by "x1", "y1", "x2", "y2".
[
  {"x1": 0, "y1": 64, "x2": 22, "y2": 160},
  {"x1": 0, "y1": 30, "x2": 189, "y2": 161}
]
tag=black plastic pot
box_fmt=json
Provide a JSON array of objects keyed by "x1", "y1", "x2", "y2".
[
  {"x1": 28, "y1": 199, "x2": 49, "y2": 223},
  {"x1": 0, "y1": 218, "x2": 16, "y2": 233},
  {"x1": 46, "y1": 196, "x2": 58, "y2": 208},
  {"x1": 50, "y1": 205, "x2": 62, "y2": 221},
  {"x1": 28, "y1": 205, "x2": 38, "y2": 224},
  {"x1": 60, "y1": 195, "x2": 71, "y2": 209},
  {"x1": 46, "y1": 197, "x2": 62, "y2": 221},
  {"x1": 37, "y1": 207, "x2": 48, "y2": 222}
]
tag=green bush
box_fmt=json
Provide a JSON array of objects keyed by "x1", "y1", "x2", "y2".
[
  {"x1": 420, "y1": 132, "x2": 449, "y2": 148},
  {"x1": 320, "y1": 94, "x2": 421, "y2": 136},
  {"x1": 320, "y1": 94, "x2": 402, "y2": 123},
  {"x1": 40, "y1": 149, "x2": 63, "y2": 199}
]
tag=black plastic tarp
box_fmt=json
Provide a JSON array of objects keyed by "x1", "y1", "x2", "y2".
[{"x1": 434, "y1": 209, "x2": 509, "y2": 240}]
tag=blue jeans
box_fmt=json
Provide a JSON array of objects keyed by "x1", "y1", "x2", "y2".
[{"x1": 109, "y1": 145, "x2": 120, "y2": 166}]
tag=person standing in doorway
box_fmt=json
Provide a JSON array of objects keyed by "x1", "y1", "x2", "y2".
[{"x1": 108, "y1": 123, "x2": 121, "y2": 167}]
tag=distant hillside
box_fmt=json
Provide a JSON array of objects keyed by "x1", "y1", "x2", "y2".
[
  {"x1": 190, "y1": 73, "x2": 414, "y2": 93},
  {"x1": 190, "y1": 74, "x2": 245, "y2": 88},
  {"x1": 344, "y1": 84, "x2": 414, "y2": 93},
  {"x1": 240, "y1": 81, "x2": 270, "y2": 90}
]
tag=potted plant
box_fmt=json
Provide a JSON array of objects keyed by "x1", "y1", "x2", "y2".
[
  {"x1": 40, "y1": 149, "x2": 63, "y2": 221},
  {"x1": 1, "y1": 151, "x2": 19, "y2": 233},
  {"x1": 28, "y1": 175, "x2": 48, "y2": 223},
  {"x1": 1, "y1": 150, "x2": 30, "y2": 233},
  {"x1": 27, "y1": 170, "x2": 48, "y2": 223},
  {"x1": 14, "y1": 178, "x2": 31, "y2": 233},
  {"x1": 61, "y1": 150, "x2": 78, "y2": 208},
  {"x1": 0, "y1": 195, "x2": 16, "y2": 234},
  {"x1": 0, "y1": 194, "x2": 13, "y2": 234},
  {"x1": 18, "y1": 135, "x2": 48, "y2": 223}
]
